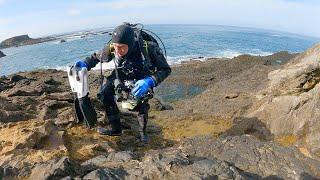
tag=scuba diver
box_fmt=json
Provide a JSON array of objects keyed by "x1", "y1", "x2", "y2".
[{"x1": 74, "y1": 23, "x2": 171, "y2": 143}]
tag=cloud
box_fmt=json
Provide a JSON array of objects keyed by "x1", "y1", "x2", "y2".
[
  {"x1": 0, "y1": 0, "x2": 320, "y2": 41},
  {"x1": 0, "y1": 0, "x2": 7, "y2": 5}
]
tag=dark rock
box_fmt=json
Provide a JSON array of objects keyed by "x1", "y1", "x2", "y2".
[
  {"x1": 83, "y1": 168, "x2": 122, "y2": 180},
  {"x1": 0, "y1": 110, "x2": 33, "y2": 123},
  {"x1": 0, "y1": 96, "x2": 34, "y2": 123},
  {"x1": 7, "y1": 89, "x2": 41, "y2": 97},
  {"x1": 106, "y1": 151, "x2": 136, "y2": 162},
  {"x1": 0, "y1": 35, "x2": 56, "y2": 48},
  {"x1": 44, "y1": 78, "x2": 62, "y2": 86},
  {"x1": 81, "y1": 155, "x2": 108, "y2": 173},
  {"x1": 60, "y1": 39, "x2": 66, "y2": 43},
  {"x1": 149, "y1": 98, "x2": 173, "y2": 111},
  {"x1": 0, "y1": 166, "x2": 18, "y2": 178},
  {"x1": 0, "y1": 75, "x2": 6, "y2": 79},
  {"x1": 263, "y1": 51, "x2": 298, "y2": 65},
  {"x1": 6, "y1": 83, "x2": 62, "y2": 97},
  {"x1": 9, "y1": 74, "x2": 26, "y2": 83},
  {"x1": 225, "y1": 93, "x2": 239, "y2": 99},
  {"x1": 17, "y1": 165, "x2": 33, "y2": 178},
  {"x1": 35, "y1": 100, "x2": 74, "y2": 124},
  {"x1": 0, "y1": 83, "x2": 8, "y2": 92},
  {"x1": 14, "y1": 120, "x2": 56, "y2": 149},
  {"x1": 0, "y1": 51, "x2": 5, "y2": 58},
  {"x1": 29, "y1": 156, "x2": 81, "y2": 180},
  {"x1": 128, "y1": 146, "x2": 253, "y2": 179},
  {"x1": 0, "y1": 96, "x2": 21, "y2": 111},
  {"x1": 221, "y1": 117, "x2": 273, "y2": 141}
]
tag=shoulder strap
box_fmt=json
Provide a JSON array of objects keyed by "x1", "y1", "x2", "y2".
[{"x1": 141, "y1": 40, "x2": 153, "y2": 73}]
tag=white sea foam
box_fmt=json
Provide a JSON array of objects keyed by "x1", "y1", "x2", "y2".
[{"x1": 51, "y1": 50, "x2": 274, "y2": 71}]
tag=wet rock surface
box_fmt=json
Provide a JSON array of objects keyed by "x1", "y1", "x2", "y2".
[{"x1": 1, "y1": 45, "x2": 320, "y2": 179}]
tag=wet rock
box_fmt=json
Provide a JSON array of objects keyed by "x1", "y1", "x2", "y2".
[
  {"x1": 60, "y1": 39, "x2": 66, "y2": 43},
  {"x1": 29, "y1": 156, "x2": 80, "y2": 180}
]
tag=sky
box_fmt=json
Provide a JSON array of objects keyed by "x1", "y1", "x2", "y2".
[{"x1": 0, "y1": 0, "x2": 319, "y2": 41}]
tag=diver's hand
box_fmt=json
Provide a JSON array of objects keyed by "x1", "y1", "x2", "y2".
[
  {"x1": 132, "y1": 77, "x2": 155, "y2": 98},
  {"x1": 75, "y1": 59, "x2": 88, "y2": 69}
]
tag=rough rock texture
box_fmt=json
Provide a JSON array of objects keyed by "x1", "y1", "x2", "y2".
[
  {"x1": 247, "y1": 44, "x2": 320, "y2": 156},
  {"x1": 29, "y1": 156, "x2": 81, "y2": 180},
  {"x1": 181, "y1": 135, "x2": 320, "y2": 179},
  {"x1": 14, "y1": 135, "x2": 319, "y2": 179}
]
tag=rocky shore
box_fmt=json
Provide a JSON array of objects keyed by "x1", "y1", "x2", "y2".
[
  {"x1": 0, "y1": 30, "x2": 110, "y2": 49},
  {"x1": 0, "y1": 44, "x2": 320, "y2": 179},
  {"x1": 0, "y1": 35, "x2": 57, "y2": 49}
]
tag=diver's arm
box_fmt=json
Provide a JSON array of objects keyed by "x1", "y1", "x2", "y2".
[
  {"x1": 84, "y1": 44, "x2": 114, "y2": 71},
  {"x1": 148, "y1": 42, "x2": 171, "y2": 86},
  {"x1": 83, "y1": 53, "x2": 99, "y2": 71}
]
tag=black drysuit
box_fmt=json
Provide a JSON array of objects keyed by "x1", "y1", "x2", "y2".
[{"x1": 84, "y1": 40, "x2": 171, "y2": 135}]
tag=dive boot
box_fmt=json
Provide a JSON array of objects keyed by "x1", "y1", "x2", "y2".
[
  {"x1": 97, "y1": 115, "x2": 122, "y2": 136},
  {"x1": 97, "y1": 127, "x2": 122, "y2": 136},
  {"x1": 139, "y1": 132, "x2": 149, "y2": 144}
]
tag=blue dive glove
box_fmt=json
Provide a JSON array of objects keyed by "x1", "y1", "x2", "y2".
[
  {"x1": 132, "y1": 77, "x2": 156, "y2": 98},
  {"x1": 75, "y1": 59, "x2": 88, "y2": 69}
]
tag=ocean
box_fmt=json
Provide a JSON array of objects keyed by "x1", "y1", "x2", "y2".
[{"x1": 0, "y1": 24, "x2": 319, "y2": 76}]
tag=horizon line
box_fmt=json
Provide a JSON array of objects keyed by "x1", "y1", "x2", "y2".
[{"x1": 1, "y1": 23, "x2": 320, "y2": 42}]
